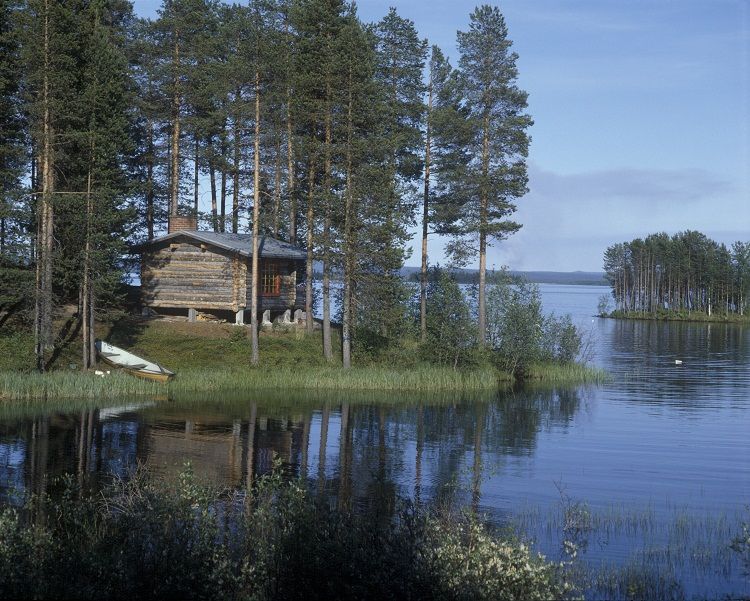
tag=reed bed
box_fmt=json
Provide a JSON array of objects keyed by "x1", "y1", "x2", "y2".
[
  {"x1": 160, "y1": 386, "x2": 498, "y2": 414},
  {"x1": 0, "y1": 365, "x2": 508, "y2": 403},
  {"x1": 513, "y1": 499, "x2": 747, "y2": 601},
  {"x1": 0, "y1": 370, "x2": 159, "y2": 402},
  {"x1": 0, "y1": 361, "x2": 605, "y2": 403},
  {"x1": 525, "y1": 362, "x2": 610, "y2": 385},
  {"x1": 167, "y1": 365, "x2": 507, "y2": 394}
]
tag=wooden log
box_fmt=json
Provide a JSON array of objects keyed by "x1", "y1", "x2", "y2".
[{"x1": 149, "y1": 301, "x2": 234, "y2": 310}]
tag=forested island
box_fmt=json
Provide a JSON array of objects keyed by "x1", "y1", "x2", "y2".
[{"x1": 601, "y1": 231, "x2": 750, "y2": 321}]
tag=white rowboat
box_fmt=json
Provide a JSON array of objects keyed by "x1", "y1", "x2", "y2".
[{"x1": 95, "y1": 340, "x2": 175, "y2": 383}]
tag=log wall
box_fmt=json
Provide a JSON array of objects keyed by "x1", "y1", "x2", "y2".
[
  {"x1": 249, "y1": 260, "x2": 302, "y2": 312},
  {"x1": 141, "y1": 239, "x2": 304, "y2": 314}
]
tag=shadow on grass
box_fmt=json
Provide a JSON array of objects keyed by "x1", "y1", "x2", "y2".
[
  {"x1": 46, "y1": 315, "x2": 82, "y2": 371},
  {"x1": 106, "y1": 315, "x2": 150, "y2": 349}
]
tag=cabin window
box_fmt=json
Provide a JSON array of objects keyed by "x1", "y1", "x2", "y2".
[{"x1": 261, "y1": 262, "x2": 281, "y2": 296}]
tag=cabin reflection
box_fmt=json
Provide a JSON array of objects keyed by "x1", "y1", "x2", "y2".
[{"x1": 0, "y1": 388, "x2": 584, "y2": 517}]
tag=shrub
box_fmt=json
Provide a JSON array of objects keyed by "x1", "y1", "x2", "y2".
[
  {"x1": 0, "y1": 465, "x2": 578, "y2": 601},
  {"x1": 421, "y1": 268, "x2": 478, "y2": 368},
  {"x1": 485, "y1": 275, "x2": 583, "y2": 378}
]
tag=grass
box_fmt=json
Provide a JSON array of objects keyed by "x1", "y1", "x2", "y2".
[
  {"x1": 0, "y1": 366, "x2": 506, "y2": 402},
  {"x1": 0, "y1": 370, "x2": 159, "y2": 402},
  {"x1": 525, "y1": 362, "x2": 610, "y2": 385},
  {"x1": 513, "y1": 497, "x2": 749, "y2": 601},
  {"x1": 605, "y1": 309, "x2": 750, "y2": 324},
  {"x1": 0, "y1": 315, "x2": 605, "y2": 401},
  {"x1": 169, "y1": 365, "x2": 506, "y2": 393}
]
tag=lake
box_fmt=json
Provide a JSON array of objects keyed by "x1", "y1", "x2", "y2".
[{"x1": 1, "y1": 284, "x2": 748, "y2": 599}]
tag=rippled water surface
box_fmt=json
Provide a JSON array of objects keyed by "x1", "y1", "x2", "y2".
[{"x1": 1, "y1": 284, "x2": 749, "y2": 599}]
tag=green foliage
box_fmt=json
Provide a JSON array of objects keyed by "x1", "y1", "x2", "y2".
[
  {"x1": 0, "y1": 0, "x2": 27, "y2": 260},
  {"x1": 486, "y1": 273, "x2": 583, "y2": 378},
  {"x1": 440, "y1": 5, "x2": 532, "y2": 264},
  {"x1": 0, "y1": 331, "x2": 35, "y2": 371},
  {"x1": 421, "y1": 267, "x2": 478, "y2": 368},
  {"x1": 0, "y1": 465, "x2": 578, "y2": 600},
  {"x1": 0, "y1": 262, "x2": 32, "y2": 317}
]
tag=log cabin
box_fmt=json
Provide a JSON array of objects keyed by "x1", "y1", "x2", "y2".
[{"x1": 139, "y1": 216, "x2": 306, "y2": 324}]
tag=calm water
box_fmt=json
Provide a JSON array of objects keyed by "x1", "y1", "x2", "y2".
[{"x1": 1, "y1": 284, "x2": 748, "y2": 599}]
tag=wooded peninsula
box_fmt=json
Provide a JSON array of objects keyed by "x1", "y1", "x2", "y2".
[{"x1": 0, "y1": 0, "x2": 608, "y2": 396}]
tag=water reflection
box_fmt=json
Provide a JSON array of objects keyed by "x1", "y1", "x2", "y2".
[
  {"x1": 2, "y1": 285, "x2": 747, "y2": 598},
  {"x1": 0, "y1": 388, "x2": 589, "y2": 517},
  {"x1": 602, "y1": 319, "x2": 750, "y2": 407}
]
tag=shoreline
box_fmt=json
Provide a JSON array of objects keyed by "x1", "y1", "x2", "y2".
[
  {"x1": 0, "y1": 362, "x2": 608, "y2": 403},
  {"x1": 600, "y1": 310, "x2": 750, "y2": 325}
]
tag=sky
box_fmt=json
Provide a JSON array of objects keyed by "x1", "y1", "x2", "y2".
[{"x1": 132, "y1": 0, "x2": 750, "y2": 272}]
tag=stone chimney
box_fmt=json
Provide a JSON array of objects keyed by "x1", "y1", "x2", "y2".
[{"x1": 168, "y1": 215, "x2": 198, "y2": 234}]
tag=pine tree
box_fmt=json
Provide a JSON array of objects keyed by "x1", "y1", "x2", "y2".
[
  {"x1": 419, "y1": 45, "x2": 462, "y2": 341},
  {"x1": 0, "y1": 0, "x2": 25, "y2": 259},
  {"x1": 156, "y1": 0, "x2": 213, "y2": 219},
  {"x1": 247, "y1": 0, "x2": 285, "y2": 365},
  {"x1": 76, "y1": 0, "x2": 135, "y2": 369},
  {"x1": 364, "y1": 7, "x2": 426, "y2": 338},
  {"x1": 129, "y1": 17, "x2": 168, "y2": 239},
  {"x1": 22, "y1": 0, "x2": 80, "y2": 370},
  {"x1": 453, "y1": 5, "x2": 532, "y2": 345},
  {"x1": 339, "y1": 10, "x2": 379, "y2": 367},
  {"x1": 290, "y1": 0, "x2": 348, "y2": 337}
]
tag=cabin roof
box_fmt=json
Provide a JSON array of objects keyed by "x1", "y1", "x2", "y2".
[{"x1": 140, "y1": 230, "x2": 306, "y2": 260}]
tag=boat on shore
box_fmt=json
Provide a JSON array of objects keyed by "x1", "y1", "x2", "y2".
[{"x1": 95, "y1": 340, "x2": 175, "y2": 383}]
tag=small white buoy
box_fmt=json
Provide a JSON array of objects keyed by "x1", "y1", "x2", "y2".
[{"x1": 674, "y1": 360, "x2": 683, "y2": 365}]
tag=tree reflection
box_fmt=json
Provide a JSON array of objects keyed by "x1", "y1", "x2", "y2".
[{"x1": 0, "y1": 387, "x2": 585, "y2": 524}]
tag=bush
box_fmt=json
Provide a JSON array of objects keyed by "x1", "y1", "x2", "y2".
[
  {"x1": 597, "y1": 294, "x2": 612, "y2": 317},
  {"x1": 486, "y1": 275, "x2": 583, "y2": 378},
  {"x1": 421, "y1": 267, "x2": 479, "y2": 368},
  {"x1": 0, "y1": 465, "x2": 578, "y2": 601}
]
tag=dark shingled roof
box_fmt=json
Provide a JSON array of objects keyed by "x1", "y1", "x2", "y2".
[{"x1": 142, "y1": 230, "x2": 306, "y2": 260}]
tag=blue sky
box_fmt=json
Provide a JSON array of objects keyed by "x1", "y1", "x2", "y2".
[{"x1": 132, "y1": 0, "x2": 750, "y2": 271}]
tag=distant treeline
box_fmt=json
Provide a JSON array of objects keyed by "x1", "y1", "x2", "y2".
[
  {"x1": 603, "y1": 231, "x2": 750, "y2": 316},
  {"x1": 404, "y1": 267, "x2": 606, "y2": 286}
]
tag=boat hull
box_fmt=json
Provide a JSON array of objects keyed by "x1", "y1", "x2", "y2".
[
  {"x1": 125, "y1": 368, "x2": 174, "y2": 383},
  {"x1": 95, "y1": 340, "x2": 175, "y2": 383}
]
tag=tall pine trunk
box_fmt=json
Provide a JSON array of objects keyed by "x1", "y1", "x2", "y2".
[
  {"x1": 420, "y1": 67, "x2": 433, "y2": 342},
  {"x1": 232, "y1": 102, "x2": 240, "y2": 234},
  {"x1": 169, "y1": 32, "x2": 180, "y2": 217},
  {"x1": 208, "y1": 137, "x2": 218, "y2": 231},
  {"x1": 477, "y1": 116, "x2": 490, "y2": 346},
  {"x1": 34, "y1": 0, "x2": 54, "y2": 372},
  {"x1": 305, "y1": 152, "x2": 315, "y2": 335},
  {"x1": 342, "y1": 72, "x2": 354, "y2": 369},
  {"x1": 250, "y1": 74, "x2": 261, "y2": 366},
  {"x1": 82, "y1": 138, "x2": 95, "y2": 369},
  {"x1": 272, "y1": 135, "x2": 281, "y2": 237},
  {"x1": 322, "y1": 86, "x2": 332, "y2": 361},
  {"x1": 145, "y1": 118, "x2": 154, "y2": 239},
  {"x1": 192, "y1": 136, "x2": 199, "y2": 215},
  {"x1": 287, "y1": 100, "x2": 295, "y2": 244},
  {"x1": 220, "y1": 129, "x2": 227, "y2": 232}
]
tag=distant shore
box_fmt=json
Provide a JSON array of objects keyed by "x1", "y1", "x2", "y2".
[{"x1": 601, "y1": 310, "x2": 750, "y2": 324}]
